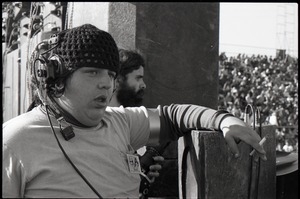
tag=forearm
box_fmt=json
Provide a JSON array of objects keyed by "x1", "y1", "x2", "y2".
[{"x1": 158, "y1": 104, "x2": 234, "y2": 142}]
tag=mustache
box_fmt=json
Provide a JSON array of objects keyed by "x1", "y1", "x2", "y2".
[{"x1": 136, "y1": 89, "x2": 145, "y2": 97}]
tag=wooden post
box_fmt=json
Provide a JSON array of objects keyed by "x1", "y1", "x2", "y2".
[{"x1": 178, "y1": 125, "x2": 276, "y2": 199}]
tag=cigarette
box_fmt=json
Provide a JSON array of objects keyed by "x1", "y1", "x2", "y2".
[{"x1": 249, "y1": 136, "x2": 266, "y2": 156}]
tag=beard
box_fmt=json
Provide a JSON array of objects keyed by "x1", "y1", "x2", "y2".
[{"x1": 116, "y1": 82, "x2": 145, "y2": 107}]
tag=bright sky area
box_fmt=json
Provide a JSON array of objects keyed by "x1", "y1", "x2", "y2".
[{"x1": 219, "y1": 3, "x2": 298, "y2": 58}]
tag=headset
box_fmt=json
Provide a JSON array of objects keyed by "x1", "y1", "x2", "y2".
[
  {"x1": 33, "y1": 36, "x2": 66, "y2": 96},
  {"x1": 31, "y1": 35, "x2": 103, "y2": 198},
  {"x1": 33, "y1": 35, "x2": 75, "y2": 140}
]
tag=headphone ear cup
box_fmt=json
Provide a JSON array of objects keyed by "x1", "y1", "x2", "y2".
[{"x1": 47, "y1": 54, "x2": 64, "y2": 79}]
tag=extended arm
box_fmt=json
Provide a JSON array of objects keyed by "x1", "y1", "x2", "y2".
[{"x1": 154, "y1": 104, "x2": 266, "y2": 160}]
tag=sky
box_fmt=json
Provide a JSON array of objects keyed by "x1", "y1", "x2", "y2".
[{"x1": 219, "y1": 3, "x2": 298, "y2": 58}]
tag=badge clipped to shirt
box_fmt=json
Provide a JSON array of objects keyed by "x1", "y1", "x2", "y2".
[{"x1": 127, "y1": 154, "x2": 141, "y2": 173}]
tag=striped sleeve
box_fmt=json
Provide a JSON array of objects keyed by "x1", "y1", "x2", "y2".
[{"x1": 158, "y1": 104, "x2": 234, "y2": 142}]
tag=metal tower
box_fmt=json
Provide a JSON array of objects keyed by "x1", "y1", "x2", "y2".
[{"x1": 276, "y1": 3, "x2": 297, "y2": 58}]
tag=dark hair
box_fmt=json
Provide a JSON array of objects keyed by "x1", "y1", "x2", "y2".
[{"x1": 118, "y1": 49, "x2": 145, "y2": 78}]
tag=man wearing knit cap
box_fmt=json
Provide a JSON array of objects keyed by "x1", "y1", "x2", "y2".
[{"x1": 3, "y1": 24, "x2": 267, "y2": 198}]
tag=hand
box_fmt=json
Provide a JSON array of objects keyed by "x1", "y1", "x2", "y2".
[
  {"x1": 146, "y1": 156, "x2": 164, "y2": 182},
  {"x1": 220, "y1": 117, "x2": 267, "y2": 161}
]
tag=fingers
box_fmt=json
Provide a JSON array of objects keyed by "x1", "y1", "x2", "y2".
[
  {"x1": 253, "y1": 151, "x2": 267, "y2": 161},
  {"x1": 153, "y1": 156, "x2": 164, "y2": 162},
  {"x1": 147, "y1": 171, "x2": 160, "y2": 178},
  {"x1": 249, "y1": 137, "x2": 267, "y2": 161},
  {"x1": 149, "y1": 164, "x2": 162, "y2": 172},
  {"x1": 238, "y1": 128, "x2": 267, "y2": 158},
  {"x1": 147, "y1": 165, "x2": 161, "y2": 178},
  {"x1": 247, "y1": 137, "x2": 266, "y2": 155},
  {"x1": 223, "y1": 125, "x2": 267, "y2": 161},
  {"x1": 147, "y1": 159, "x2": 163, "y2": 179},
  {"x1": 224, "y1": 135, "x2": 240, "y2": 158}
]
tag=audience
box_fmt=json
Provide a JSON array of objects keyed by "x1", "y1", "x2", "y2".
[{"x1": 218, "y1": 52, "x2": 298, "y2": 152}]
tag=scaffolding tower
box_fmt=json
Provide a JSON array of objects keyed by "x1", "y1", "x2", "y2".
[{"x1": 276, "y1": 3, "x2": 297, "y2": 58}]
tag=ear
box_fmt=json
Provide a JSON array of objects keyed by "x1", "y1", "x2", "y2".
[{"x1": 115, "y1": 76, "x2": 122, "y2": 90}]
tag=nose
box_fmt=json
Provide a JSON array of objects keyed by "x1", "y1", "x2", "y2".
[
  {"x1": 140, "y1": 80, "x2": 146, "y2": 90},
  {"x1": 97, "y1": 72, "x2": 113, "y2": 90}
]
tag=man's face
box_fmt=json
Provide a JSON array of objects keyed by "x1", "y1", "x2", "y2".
[
  {"x1": 56, "y1": 67, "x2": 116, "y2": 127},
  {"x1": 117, "y1": 66, "x2": 146, "y2": 107}
]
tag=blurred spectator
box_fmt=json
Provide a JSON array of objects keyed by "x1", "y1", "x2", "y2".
[
  {"x1": 268, "y1": 111, "x2": 278, "y2": 126},
  {"x1": 283, "y1": 139, "x2": 294, "y2": 153},
  {"x1": 218, "y1": 53, "x2": 298, "y2": 152}
]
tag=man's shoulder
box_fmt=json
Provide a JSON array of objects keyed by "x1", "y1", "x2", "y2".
[
  {"x1": 3, "y1": 106, "x2": 44, "y2": 125},
  {"x1": 104, "y1": 106, "x2": 149, "y2": 124},
  {"x1": 3, "y1": 106, "x2": 47, "y2": 141}
]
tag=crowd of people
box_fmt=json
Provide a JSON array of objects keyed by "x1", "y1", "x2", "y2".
[{"x1": 218, "y1": 52, "x2": 298, "y2": 153}]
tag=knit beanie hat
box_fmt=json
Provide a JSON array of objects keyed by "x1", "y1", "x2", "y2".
[{"x1": 52, "y1": 24, "x2": 120, "y2": 75}]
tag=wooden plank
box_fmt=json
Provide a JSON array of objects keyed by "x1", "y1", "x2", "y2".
[
  {"x1": 256, "y1": 125, "x2": 277, "y2": 199},
  {"x1": 197, "y1": 130, "x2": 252, "y2": 199},
  {"x1": 178, "y1": 125, "x2": 276, "y2": 199}
]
